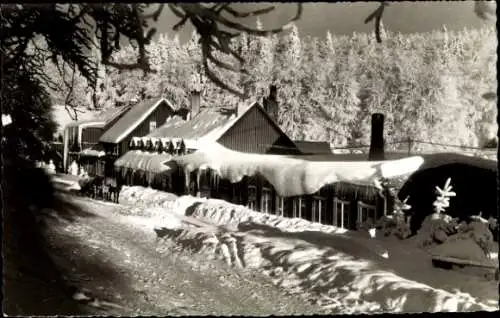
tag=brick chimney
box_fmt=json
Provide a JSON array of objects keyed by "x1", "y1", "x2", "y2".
[
  {"x1": 368, "y1": 113, "x2": 385, "y2": 161},
  {"x1": 190, "y1": 90, "x2": 201, "y2": 119},
  {"x1": 263, "y1": 85, "x2": 278, "y2": 122}
]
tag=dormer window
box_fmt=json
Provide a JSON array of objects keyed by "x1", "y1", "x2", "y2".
[
  {"x1": 178, "y1": 140, "x2": 186, "y2": 155},
  {"x1": 129, "y1": 137, "x2": 138, "y2": 150},
  {"x1": 149, "y1": 121, "x2": 157, "y2": 133},
  {"x1": 136, "y1": 138, "x2": 143, "y2": 150},
  {"x1": 140, "y1": 137, "x2": 149, "y2": 151},
  {"x1": 168, "y1": 141, "x2": 175, "y2": 154},
  {"x1": 143, "y1": 138, "x2": 152, "y2": 152},
  {"x1": 150, "y1": 138, "x2": 160, "y2": 153}
]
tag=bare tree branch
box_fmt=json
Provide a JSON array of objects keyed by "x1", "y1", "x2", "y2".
[
  {"x1": 222, "y1": 5, "x2": 276, "y2": 18},
  {"x1": 169, "y1": 3, "x2": 303, "y2": 98},
  {"x1": 364, "y1": 2, "x2": 389, "y2": 43},
  {"x1": 142, "y1": 3, "x2": 164, "y2": 21}
]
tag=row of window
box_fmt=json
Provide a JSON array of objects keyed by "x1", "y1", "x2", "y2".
[
  {"x1": 246, "y1": 186, "x2": 377, "y2": 229},
  {"x1": 193, "y1": 169, "x2": 380, "y2": 229}
]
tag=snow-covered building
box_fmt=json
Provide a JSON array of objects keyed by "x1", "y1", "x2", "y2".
[
  {"x1": 170, "y1": 143, "x2": 425, "y2": 229},
  {"x1": 96, "y1": 97, "x2": 176, "y2": 178},
  {"x1": 112, "y1": 89, "x2": 426, "y2": 230},
  {"x1": 114, "y1": 90, "x2": 302, "y2": 191},
  {"x1": 398, "y1": 152, "x2": 498, "y2": 235},
  {"x1": 61, "y1": 105, "x2": 133, "y2": 173}
]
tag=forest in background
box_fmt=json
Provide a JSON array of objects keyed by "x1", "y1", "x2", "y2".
[{"x1": 43, "y1": 22, "x2": 497, "y2": 151}]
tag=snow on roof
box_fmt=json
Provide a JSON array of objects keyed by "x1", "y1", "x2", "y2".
[
  {"x1": 145, "y1": 102, "x2": 256, "y2": 149},
  {"x1": 100, "y1": 98, "x2": 174, "y2": 144},
  {"x1": 80, "y1": 144, "x2": 106, "y2": 158},
  {"x1": 417, "y1": 152, "x2": 497, "y2": 172},
  {"x1": 56, "y1": 105, "x2": 133, "y2": 132},
  {"x1": 114, "y1": 150, "x2": 177, "y2": 175},
  {"x1": 52, "y1": 105, "x2": 100, "y2": 134},
  {"x1": 173, "y1": 142, "x2": 425, "y2": 197},
  {"x1": 293, "y1": 140, "x2": 332, "y2": 155}
]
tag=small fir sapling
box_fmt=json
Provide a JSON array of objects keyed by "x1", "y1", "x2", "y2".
[
  {"x1": 380, "y1": 194, "x2": 412, "y2": 239},
  {"x1": 418, "y1": 178, "x2": 457, "y2": 247},
  {"x1": 373, "y1": 178, "x2": 412, "y2": 239},
  {"x1": 432, "y1": 177, "x2": 456, "y2": 216}
]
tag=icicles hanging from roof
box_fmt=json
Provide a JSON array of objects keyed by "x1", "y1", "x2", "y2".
[{"x1": 129, "y1": 135, "x2": 188, "y2": 156}]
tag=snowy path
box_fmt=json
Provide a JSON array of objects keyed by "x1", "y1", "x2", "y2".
[{"x1": 44, "y1": 194, "x2": 322, "y2": 316}]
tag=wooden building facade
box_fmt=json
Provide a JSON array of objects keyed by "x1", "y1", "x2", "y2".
[
  {"x1": 217, "y1": 104, "x2": 300, "y2": 155},
  {"x1": 63, "y1": 105, "x2": 133, "y2": 172},
  {"x1": 99, "y1": 98, "x2": 176, "y2": 179},
  {"x1": 136, "y1": 165, "x2": 391, "y2": 230}
]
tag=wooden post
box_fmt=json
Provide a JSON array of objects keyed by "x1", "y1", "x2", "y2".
[
  {"x1": 407, "y1": 137, "x2": 412, "y2": 156},
  {"x1": 63, "y1": 127, "x2": 69, "y2": 173},
  {"x1": 341, "y1": 203, "x2": 344, "y2": 229},
  {"x1": 368, "y1": 113, "x2": 385, "y2": 161},
  {"x1": 383, "y1": 196, "x2": 387, "y2": 216},
  {"x1": 318, "y1": 200, "x2": 322, "y2": 224}
]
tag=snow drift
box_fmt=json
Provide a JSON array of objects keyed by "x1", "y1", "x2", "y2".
[
  {"x1": 173, "y1": 142, "x2": 424, "y2": 197},
  {"x1": 115, "y1": 186, "x2": 497, "y2": 313},
  {"x1": 153, "y1": 197, "x2": 495, "y2": 312}
]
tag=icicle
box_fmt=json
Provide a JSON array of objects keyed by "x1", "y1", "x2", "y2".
[
  {"x1": 211, "y1": 169, "x2": 216, "y2": 189},
  {"x1": 184, "y1": 168, "x2": 190, "y2": 194},
  {"x1": 196, "y1": 169, "x2": 201, "y2": 192}
]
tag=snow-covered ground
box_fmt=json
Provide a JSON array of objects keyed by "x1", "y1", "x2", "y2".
[{"x1": 115, "y1": 186, "x2": 498, "y2": 313}]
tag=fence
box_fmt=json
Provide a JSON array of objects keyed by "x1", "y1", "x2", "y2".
[{"x1": 331, "y1": 139, "x2": 497, "y2": 160}]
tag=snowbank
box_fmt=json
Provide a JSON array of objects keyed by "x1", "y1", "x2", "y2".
[
  {"x1": 114, "y1": 186, "x2": 496, "y2": 313},
  {"x1": 154, "y1": 196, "x2": 495, "y2": 313},
  {"x1": 52, "y1": 175, "x2": 82, "y2": 191},
  {"x1": 159, "y1": 223, "x2": 494, "y2": 313},
  {"x1": 174, "y1": 142, "x2": 424, "y2": 197},
  {"x1": 186, "y1": 198, "x2": 348, "y2": 234},
  {"x1": 120, "y1": 186, "x2": 178, "y2": 209},
  {"x1": 119, "y1": 186, "x2": 207, "y2": 223}
]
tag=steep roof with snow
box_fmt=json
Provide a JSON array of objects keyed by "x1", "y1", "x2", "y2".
[
  {"x1": 99, "y1": 98, "x2": 174, "y2": 144},
  {"x1": 417, "y1": 152, "x2": 497, "y2": 172},
  {"x1": 173, "y1": 142, "x2": 425, "y2": 197},
  {"x1": 145, "y1": 102, "x2": 256, "y2": 150},
  {"x1": 60, "y1": 105, "x2": 133, "y2": 130}
]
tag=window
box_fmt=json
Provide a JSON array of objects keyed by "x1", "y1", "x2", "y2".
[
  {"x1": 275, "y1": 195, "x2": 284, "y2": 217},
  {"x1": 357, "y1": 201, "x2": 377, "y2": 227},
  {"x1": 312, "y1": 196, "x2": 327, "y2": 224},
  {"x1": 248, "y1": 185, "x2": 257, "y2": 211},
  {"x1": 333, "y1": 198, "x2": 351, "y2": 229},
  {"x1": 149, "y1": 121, "x2": 157, "y2": 133},
  {"x1": 292, "y1": 197, "x2": 306, "y2": 219},
  {"x1": 198, "y1": 169, "x2": 211, "y2": 198},
  {"x1": 261, "y1": 187, "x2": 272, "y2": 214}
]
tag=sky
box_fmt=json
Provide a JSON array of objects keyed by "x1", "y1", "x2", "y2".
[{"x1": 155, "y1": 2, "x2": 496, "y2": 43}]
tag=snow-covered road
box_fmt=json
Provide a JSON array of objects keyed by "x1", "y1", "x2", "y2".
[{"x1": 44, "y1": 194, "x2": 322, "y2": 316}]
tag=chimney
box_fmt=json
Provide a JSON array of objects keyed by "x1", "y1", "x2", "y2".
[
  {"x1": 368, "y1": 113, "x2": 385, "y2": 161},
  {"x1": 263, "y1": 85, "x2": 278, "y2": 122},
  {"x1": 190, "y1": 90, "x2": 201, "y2": 119},
  {"x1": 237, "y1": 101, "x2": 248, "y2": 117}
]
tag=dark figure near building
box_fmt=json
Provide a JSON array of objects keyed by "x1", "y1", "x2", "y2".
[{"x1": 263, "y1": 85, "x2": 279, "y2": 123}]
